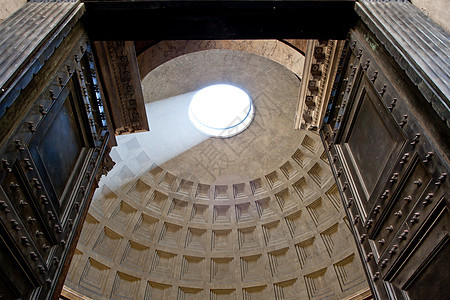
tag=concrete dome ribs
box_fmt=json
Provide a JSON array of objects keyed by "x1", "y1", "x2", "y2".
[{"x1": 64, "y1": 48, "x2": 368, "y2": 299}]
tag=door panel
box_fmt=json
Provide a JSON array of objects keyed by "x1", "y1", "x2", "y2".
[
  {"x1": 29, "y1": 79, "x2": 88, "y2": 206},
  {"x1": 339, "y1": 76, "x2": 406, "y2": 208},
  {"x1": 321, "y1": 21, "x2": 450, "y2": 300}
]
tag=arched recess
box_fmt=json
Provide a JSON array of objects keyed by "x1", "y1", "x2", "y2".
[{"x1": 136, "y1": 40, "x2": 306, "y2": 80}]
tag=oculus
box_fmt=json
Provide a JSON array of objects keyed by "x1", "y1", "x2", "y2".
[{"x1": 188, "y1": 84, "x2": 254, "y2": 138}]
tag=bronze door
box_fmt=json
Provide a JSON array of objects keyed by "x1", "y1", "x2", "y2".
[{"x1": 321, "y1": 21, "x2": 449, "y2": 300}]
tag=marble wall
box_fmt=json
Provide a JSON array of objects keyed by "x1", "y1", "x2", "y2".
[
  {"x1": 0, "y1": 0, "x2": 27, "y2": 23},
  {"x1": 411, "y1": 0, "x2": 450, "y2": 33}
]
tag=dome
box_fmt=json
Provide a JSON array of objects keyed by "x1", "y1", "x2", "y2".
[{"x1": 64, "y1": 46, "x2": 367, "y2": 299}]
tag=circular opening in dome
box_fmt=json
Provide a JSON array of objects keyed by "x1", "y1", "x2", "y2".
[{"x1": 188, "y1": 84, "x2": 254, "y2": 138}]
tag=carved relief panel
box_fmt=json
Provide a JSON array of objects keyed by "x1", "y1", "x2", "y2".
[{"x1": 295, "y1": 39, "x2": 344, "y2": 131}]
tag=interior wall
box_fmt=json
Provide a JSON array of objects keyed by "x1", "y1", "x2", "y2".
[
  {"x1": 137, "y1": 40, "x2": 306, "y2": 80},
  {"x1": 0, "y1": 0, "x2": 27, "y2": 23},
  {"x1": 411, "y1": 0, "x2": 450, "y2": 32}
]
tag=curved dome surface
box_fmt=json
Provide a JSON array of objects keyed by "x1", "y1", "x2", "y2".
[
  {"x1": 64, "y1": 49, "x2": 368, "y2": 299},
  {"x1": 140, "y1": 49, "x2": 308, "y2": 184}
]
